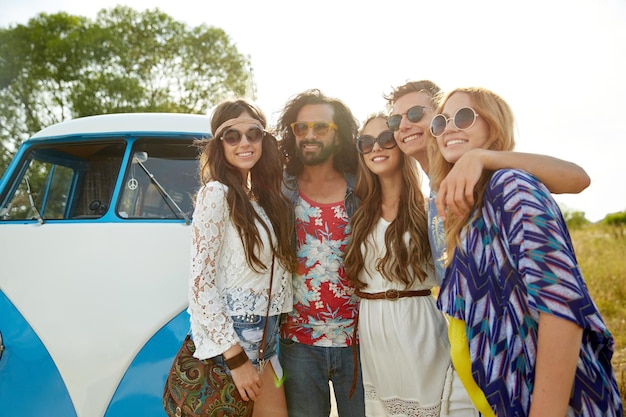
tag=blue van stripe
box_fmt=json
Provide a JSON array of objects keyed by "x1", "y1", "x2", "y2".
[
  {"x1": 0, "y1": 291, "x2": 77, "y2": 417},
  {"x1": 104, "y1": 309, "x2": 189, "y2": 416}
]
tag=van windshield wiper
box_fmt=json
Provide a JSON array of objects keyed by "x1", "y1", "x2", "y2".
[
  {"x1": 133, "y1": 152, "x2": 191, "y2": 225},
  {"x1": 25, "y1": 177, "x2": 44, "y2": 224}
]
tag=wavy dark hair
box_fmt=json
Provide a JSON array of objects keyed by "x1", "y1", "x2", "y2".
[
  {"x1": 344, "y1": 115, "x2": 432, "y2": 289},
  {"x1": 196, "y1": 99, "x2": 297, "y2": 273},
  {"x1": 276, "y1": 89, "x2": 359, "y2": 177}
]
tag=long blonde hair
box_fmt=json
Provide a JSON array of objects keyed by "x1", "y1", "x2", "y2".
[{"x1": 428, "y1": 87, "x2": 516, "y2": 264}]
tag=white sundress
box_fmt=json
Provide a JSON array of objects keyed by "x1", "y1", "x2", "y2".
[{"x1": 358, "y1": 217, "x2": 473, "y2": 417}]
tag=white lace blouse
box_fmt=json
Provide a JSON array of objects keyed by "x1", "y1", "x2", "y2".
[{"x1": 188, "y1": 181, "x2": 293, "y2": 359}]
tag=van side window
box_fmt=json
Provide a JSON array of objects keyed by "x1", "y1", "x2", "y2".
[
  {"x1": 0, "y1": 141, "x2": 125, "y2": 220},
  {"x1": 117, "y1": 140, "x2": 200, "y2": 220}
]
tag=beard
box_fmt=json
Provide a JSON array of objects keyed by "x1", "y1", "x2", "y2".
[{"x1": 296, "y1": 139, "x2": 338, "y2": 166}]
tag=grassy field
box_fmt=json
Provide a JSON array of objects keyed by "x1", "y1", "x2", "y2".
[{"x1": 570, "y1": 223, "x2": 625, "y2": 403}]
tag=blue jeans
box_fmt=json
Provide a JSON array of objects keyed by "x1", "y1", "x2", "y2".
[{"x1": 279, "y1": 339, "x2": 365, "y2": 417}]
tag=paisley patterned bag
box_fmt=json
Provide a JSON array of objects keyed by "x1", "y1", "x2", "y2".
[
  {"x1": 162, "y1": 335, "x2": 253, "y2": 417},
  {"x1": 163, "y1": 257, "x2": 274, "y2": 417}
]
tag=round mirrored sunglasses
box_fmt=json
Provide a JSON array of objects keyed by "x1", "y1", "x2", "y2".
[{"x1": 430, "y1": 107, "x2": 479, "y2": 137}]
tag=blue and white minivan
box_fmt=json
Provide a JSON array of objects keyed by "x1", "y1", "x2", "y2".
[{"x1": 0, "y1": 113, "x2": 210, "y2": 417}]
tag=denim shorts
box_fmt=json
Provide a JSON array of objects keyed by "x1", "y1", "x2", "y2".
[{"x1": 212, "y1": 313, "x2": 280, "y2": 370}]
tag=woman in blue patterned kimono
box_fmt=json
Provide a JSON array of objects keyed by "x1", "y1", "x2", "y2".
[{"x1": 428, "y1": 86, "x2": 623, "y2": 417}]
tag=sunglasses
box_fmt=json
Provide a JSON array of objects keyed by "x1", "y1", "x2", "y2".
[
  {"x1": 356, "y1": 130, "x2": 396, "y2": 154},
  {"x1": 430, "y1": 107, "x2": 479, "y2": 137},
  {"x1": 220, "y1": 127, "x2": 265, "y2": 146},
  {"x1": 290, "y1": 121, "x2": 338, "y2": 139},
  {"x1": 387, "y1": 105, "x2": 431, "y2": 131}
]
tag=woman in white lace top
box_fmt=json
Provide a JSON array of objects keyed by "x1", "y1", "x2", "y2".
[{"x1": 188, "y1": 99, "x2": 297, "y2": 416}]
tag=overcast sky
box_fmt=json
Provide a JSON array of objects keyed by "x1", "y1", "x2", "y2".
[{"x1": 2, "y1": 0, "x2": 625, "y2": 221}]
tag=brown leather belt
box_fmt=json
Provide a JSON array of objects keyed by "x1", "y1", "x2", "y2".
[{"x1": 354, "y1": 288, "x2": 431, "y2": 300}]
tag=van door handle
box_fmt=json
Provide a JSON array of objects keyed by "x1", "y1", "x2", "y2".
[{"x1": 0, "y1": 330, "x2": 4, "y2": 360}]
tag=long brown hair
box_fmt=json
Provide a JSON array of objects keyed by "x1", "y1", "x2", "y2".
[
  {"x1": 197, "y1": 99, "x2": 297, "y2": 273},
  {"x1": 344, "y1": 115, "x2": 432, "y2": 289},
  {"x1": 429, "y1": 87, "x2": 516, "y2": 264}
]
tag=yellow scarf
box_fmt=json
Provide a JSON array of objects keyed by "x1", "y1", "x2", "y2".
[{"x1": 448, "y1": 316, "x2": 496, "y2": 417}]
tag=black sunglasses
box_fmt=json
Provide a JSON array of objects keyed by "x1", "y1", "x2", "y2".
[
  {"x1": 356, "y1": 130, "x2": 396, "y2": 154},
  {"x1": 220, "y1": 127, "x2": 265, "y2": 146},
  {"x1": 387, "y1": 105, "x2": 431, "y2": 131}
]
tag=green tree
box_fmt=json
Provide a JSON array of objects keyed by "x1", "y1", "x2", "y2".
[
  {"x1": 558, "y1": 203, "x2": 590, "y2": 230},
  {"x1": 604, "y1": 211, "x2": 626, "y2": 226},
  {"x1": 604, "y1": 210, "x2": 626, "y2": 237},
  {"x1": 0, "y1": 6, "x2": 252, "y2": 175},
  {"x1": 563, "y1": 209, "x2": 590, "y2": 230}
]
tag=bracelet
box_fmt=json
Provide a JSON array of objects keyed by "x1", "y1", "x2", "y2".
[{"x1": 225, "y1": 350, "x2": 249, "y2": 370}]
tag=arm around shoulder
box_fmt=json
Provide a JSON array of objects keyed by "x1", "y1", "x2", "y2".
[{"x1": 477, "y1": 149, "x2": 590, "y2": 194}]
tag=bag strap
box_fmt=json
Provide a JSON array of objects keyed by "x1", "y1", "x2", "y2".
[{"x1": 258, "y1": 255, "x2": 275, "y2": 363}]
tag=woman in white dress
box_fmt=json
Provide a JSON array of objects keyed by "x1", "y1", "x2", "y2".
[{"x1": 344, "y1": 115, "x2": 476, "y2": 417}]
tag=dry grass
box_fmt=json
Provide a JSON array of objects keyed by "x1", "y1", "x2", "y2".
[{"x1": 570, "y1": 223, "x2": 626, "y2": 403}]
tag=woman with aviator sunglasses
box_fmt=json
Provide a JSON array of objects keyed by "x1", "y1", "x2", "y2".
[
  {"x1": 189, "y1": 99, "x2": 298, "y2": 417},
  {"x1": 430, "y1": 87, "x2": 623, "y2": 417},
  {"x1": 344, "y1": 114, "x2": 477, "y2": 417}
]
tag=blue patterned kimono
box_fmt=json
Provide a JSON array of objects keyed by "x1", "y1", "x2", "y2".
[{"x1": 437, "y1": 169, "x2": 623, "y2": 417}]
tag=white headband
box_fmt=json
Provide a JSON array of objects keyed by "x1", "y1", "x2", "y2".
[{"x1": 213, "y1": 117, "x2": 264, "y2": 139}]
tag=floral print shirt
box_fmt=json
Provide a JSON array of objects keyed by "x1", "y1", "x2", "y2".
[{"x1": 280, "y1": 193, "x2": 359, "y2": 347}]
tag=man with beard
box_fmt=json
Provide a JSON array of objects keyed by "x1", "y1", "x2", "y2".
[{"x1": 276, "y1": 89, "x2": 364, "y2": 417}]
